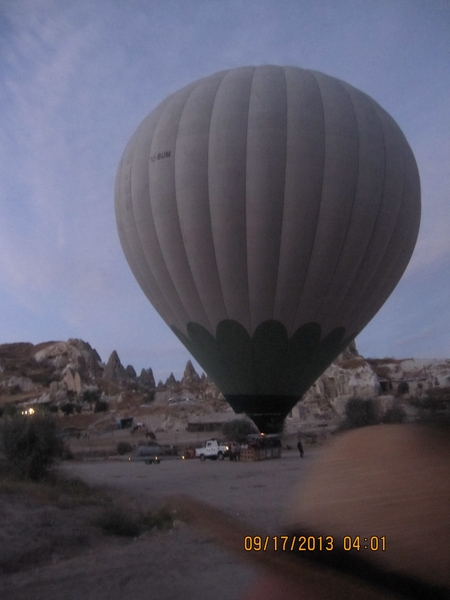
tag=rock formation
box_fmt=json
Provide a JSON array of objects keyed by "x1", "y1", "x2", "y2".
[
  {"x1": 1, "y1": 337, "x2": 449, "y2": 433},
  {"x1": 103, "y1": 351, "x2": 128, "y2": 384},
  {"x1": 165, "y1": 372, "x2": 177, "y2": 388},
  {"x1": 125, "y1": 365, "x2": 137, "y2": 379},
  {"x1": 139, "y1": 367, "x2": 155, "y2": 389},
  {"x1": 182, "y1": 360, "x2": 200, "y2": 386}
]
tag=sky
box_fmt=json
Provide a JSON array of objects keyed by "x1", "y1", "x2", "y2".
[{"x1": 0, "y1": 0, "x2": 449, "y2": 382}]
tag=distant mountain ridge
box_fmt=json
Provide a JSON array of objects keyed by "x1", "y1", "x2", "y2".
[{"x1": 1, "y1": 338, "x2": 449, "y2": 433}]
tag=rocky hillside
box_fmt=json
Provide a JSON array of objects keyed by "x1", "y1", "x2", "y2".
[{"x1": 0, "y1": 338, "x2": 449, "y2": 435}]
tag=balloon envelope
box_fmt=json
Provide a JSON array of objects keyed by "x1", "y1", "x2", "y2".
[{"x1": 115, "y1": 66, "x2": 420, "y2": 432}]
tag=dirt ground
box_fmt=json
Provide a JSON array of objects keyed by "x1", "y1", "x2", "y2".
[{"x1": 0, "y1": 448, "x2": 318, "y2": 600}]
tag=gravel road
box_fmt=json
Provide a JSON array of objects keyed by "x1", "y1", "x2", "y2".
[
  {"x1": 64, "y1": 449, "x2": 318, "y2": 531},
  {"x1": 0, "y1": 448, "x2": 320, "y2": 600}
]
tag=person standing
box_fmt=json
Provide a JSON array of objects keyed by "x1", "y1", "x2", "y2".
[{"x1": 297, "y1": 440, "x2": 304, "y2": 457}]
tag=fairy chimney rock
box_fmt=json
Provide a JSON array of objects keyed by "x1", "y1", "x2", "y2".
[
  {"x1": 165, "y1": 372, "x2": 177, "y2": 389},
  {"x1": 183, "y1": 360, "x2": 200, "y2": 385},
  {"x1": 103, "y1": 350, "x2": 127, "y2": 383},
  {"x1": 125, "y1": 365, "x2": 137, "y2": 379},
  {"x1": 139, "y1": 367, "x2": 156, "y2": 389}
]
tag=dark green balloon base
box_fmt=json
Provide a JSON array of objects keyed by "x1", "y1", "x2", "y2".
[
  {"x1": 172, "y1": 319, "x2": 353, "y2": 434},
  {"x1": 225, "y1": 394, "x2": 300, "y2": 434}
]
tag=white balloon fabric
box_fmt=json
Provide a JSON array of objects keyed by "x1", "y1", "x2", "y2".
[{"x1": 115, "y1": 66, "x2": 420, "y2": 432}]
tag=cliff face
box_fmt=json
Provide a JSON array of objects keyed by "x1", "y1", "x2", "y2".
[
  {"x1": 0, "y1": 339, "x2": 156, "y2": 408},
  {"x1": 1, "y1": 338, "x2": 449, "y2": 432}
]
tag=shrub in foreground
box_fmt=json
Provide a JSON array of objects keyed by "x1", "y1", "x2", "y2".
[
  {"x1": 92, "y1": 505, "x2": 173, "y2": 537},
  {"x1": 92, "y1": 506, "x2": 141, "y2": 537},
  {"x1": 1, "y1": 414, "x2": 63, "y2": 480}
]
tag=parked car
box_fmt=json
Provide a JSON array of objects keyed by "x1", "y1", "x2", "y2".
[{"x1": 128, "y1": 445, "x2": 161, "y2": 464}]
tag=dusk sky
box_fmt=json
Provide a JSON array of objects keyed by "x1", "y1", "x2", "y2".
[{"x1": 1, "y1": 1, "x2": 449, "y2": 382}]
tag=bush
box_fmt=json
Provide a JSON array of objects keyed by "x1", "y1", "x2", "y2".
[
  {"x1": 82, "y1": 389, "x2": 101, "y2": 404},
  {"x1": 221, "y1": 419, "x2": 258, "y2": 442},
  {"x1": 143, "y1": 391, "x2": 155, "y2": 403},
  {"x1": 340, "y1": 398, "x2": 379, "y2": 430},
  {"x1": 2, "y1": 402, "x2": 18, "y2": 417},
  {"x1": 116, "y1": 441, "x2": 133, "y2": 455},
  {"x1": 1, "y1": 414, "x2": 64, "y2": 480},
  {"x1": 140, "y1": 507, "x2": 173, "y2": 531},
  {"x1": 94, "y1": 399, "x2": 108, "y2": 412},
  {"x1": 412, "y1": 389, "x2": 450, "y2": 424},
  {"x1": 92, "y1": 505, "x2": 173, "y2": 537},
  {"x1": 92, "y1": 506, "x2": 141, "y2": 537},
  {"x1": 397, "y1": 381, "x2": 410, "y2": 395},
  {"x1": 0, "y1": 403, "x2": 18, "y2": 418},
  {"x1": 60, "y1": 402, "x2": 75, "y2": 416},
  {"x1": 381, "y1": 406, "x2": 407, "y2": 424}
]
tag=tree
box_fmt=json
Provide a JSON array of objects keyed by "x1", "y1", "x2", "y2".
[
  {"x1": 397, "y1": 381, "x2": 410, "y2": 395},
  {"x1": 94, "y1": 399, "x2": 108, "y2": 412},
  {"x1": 82, "y1": 389, "x2": 101, "y2": 404},
  {"x1": 381, "y1": 406, "x2": 407, "y2": 424},
  {"x1": 412, "y1": 388, "x2": 450, "y2": 424},
  {"x1": 221, "y1": 419, "x2": 258, "y2": 442},
  {"x1": 1, "y1": 414, "x2": 63, "y2": 480},
  {"x1": 341, "y1": 398, "x2": 379, "y2": 430},
  {"x1": 61, "y1": 402, "x2": 76, "y2": 416}
]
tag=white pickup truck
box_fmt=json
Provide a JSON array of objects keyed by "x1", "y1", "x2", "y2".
[{"x1": 195, "y1": 439, "x2": 229, "y2": 461}]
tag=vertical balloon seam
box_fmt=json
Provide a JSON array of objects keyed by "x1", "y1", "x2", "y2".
[
  {"x1": 345, "y1": 134, "x2": 409, "y2": 332},
  {"x1": 173, "y1": 83, "x2": 214, "y2": 331},
  {"x1": 126, "y1": 100, "x2": 190, "y2": 331},
  {"x1": 272, "y1": 66, "x2": 299, "y2": 396},
  {"x1": 128, "y1": 110, "x2": 186, "y2": 331},
  {"x1": 156, "y1": 85, "x2": 221, "y2": 331},
  {"x1": 308, "y1": 78, "x2": 361, "y2": 329},
  {"x1": 204, "y1": 70, "x2": 231, "y2": 325},
  {"x1": 115, "y1": 154, "x2": 154, "y2": 312},
  {"x1": 252, "y1": 67, "x2": 290, "y2": 397},
  {"x1": 241, "y1": 67, "x2": 255, "y2": 335},
  {"x1": 352, "y1": 121, "x2": 420, "y2": 332},
  {"x1": 268, "y1": 67, "x2": 288, "y2": 326},
  {"x1": 325, "y1": 95, "x2": 389, "y2": 332},
  {"x1": 280, "y1": 68, "x2": 324, "y2": 337},
  {"x1": 246, "y1": 66, "x2": 272, "y2": 334},
  {"x1": 175, "y1": 71, "x2": 228, "y2": 330},
  {"x1": 204, "y1": 70, "x2": 247, "y2": 396},
  {"x1": 207, "y1": 66, "x2": 254, "y2": 334},
  {"x1": 351, "y1": 168, "x2": 420, "y2": 335},
  {"x1": 245, "y1": 67, "x2": 258, "y2": 392},
  {"x1": 344, "y1": 110, "x2": 412, "y2": 332},
  {"x1": 155, "y1": 84, "x2": 211, "y2": 334},
  {"x1": 133, "y1": 105, "x2": 185, "y2": 326},
  {"x1": 172, "y1": 75, "x2": 244, "y2": 395},
  {"x1": 116, "y1": 133, "x2": 174, "y2": 327},
  {"x1": 317, "y1": 87, "x2": 388, "y2": 335},
  {"x1": 128, "y1": 130, "x2": 169, "y2": 318},
  {"x1": 290, "y1": 70, "x2": 327, "y2": 335}
]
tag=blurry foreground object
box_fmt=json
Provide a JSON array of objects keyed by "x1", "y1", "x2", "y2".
[
  {"x1": 286, "y1": 424, "x2": 450, "y2": 592},
  {"x1": 115, "y1": 66, "x2": 421, "y2": 433},
  {"x1": 174, "y1": 424, "x2": 450, "y2": 599}
]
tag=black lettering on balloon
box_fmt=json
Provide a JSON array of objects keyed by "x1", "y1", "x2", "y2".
[{"x1": 150, "y1": 150, "x2": 171, "y2": 163}]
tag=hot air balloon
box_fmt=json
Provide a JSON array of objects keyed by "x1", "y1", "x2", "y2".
[{"x1": 115, "y1": 66, "x2": 420, "y2": 433}]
